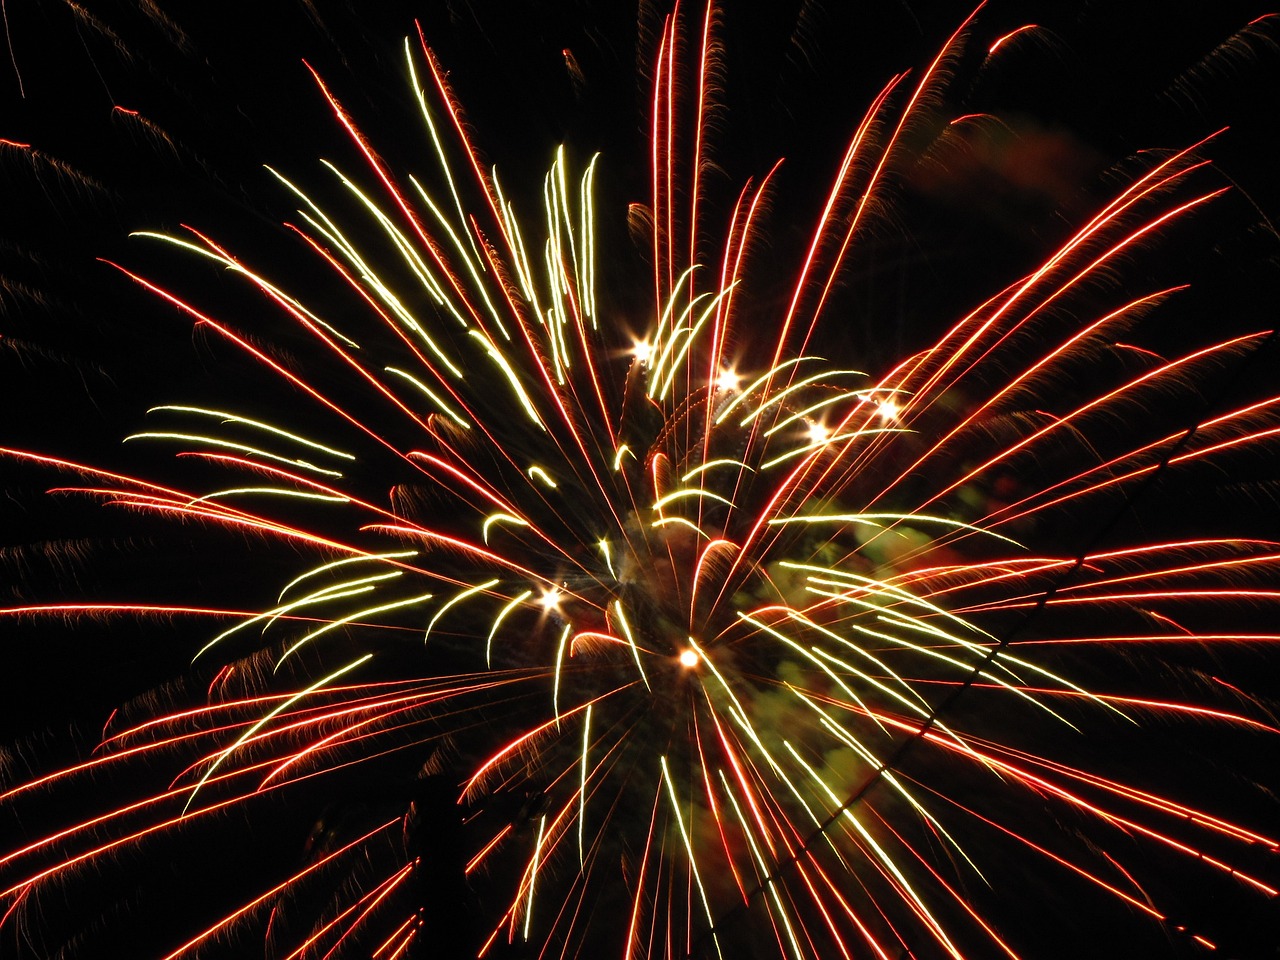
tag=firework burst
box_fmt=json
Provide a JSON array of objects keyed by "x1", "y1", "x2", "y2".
[{"x1": 2, "y1": 4, "x2": 1279, "y2": 958}]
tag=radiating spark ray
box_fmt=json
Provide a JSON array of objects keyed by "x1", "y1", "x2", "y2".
[{"x1": 182, "y1": 655, "x2": 374, "y2": 812}]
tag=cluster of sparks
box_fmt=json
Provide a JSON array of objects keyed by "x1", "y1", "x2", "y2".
[{"x1": 3, "y1": 5, "x2": 1279, "y2": 959}]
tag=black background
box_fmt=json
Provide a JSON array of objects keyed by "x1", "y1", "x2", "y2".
[{"x1": 2, "y1": 2, "x2": 1279, "y2": 957}]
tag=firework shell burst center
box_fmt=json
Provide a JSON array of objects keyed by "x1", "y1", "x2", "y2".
[{"x1": 2, "y1": 4, "x2": 1279, "y2": 960}]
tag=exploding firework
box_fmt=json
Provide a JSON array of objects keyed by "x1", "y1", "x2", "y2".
[{"x1": 2, "y1": 3, "x2": 1279, "y2": 958}]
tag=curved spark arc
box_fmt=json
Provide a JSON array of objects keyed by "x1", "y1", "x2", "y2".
[{"x1": 2, "y1": 5, "x2": 1278, "y2": 960}]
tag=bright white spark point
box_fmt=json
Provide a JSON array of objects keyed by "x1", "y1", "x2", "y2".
[
  {"x1": 539, "y1": 588, "x2": 563, "y2": 612},
  {"x1": 876, "y1": 398, "x2": 901, "y2": 421},
  {"x1": 715, "y1": 369, "x2": 740, "y2": 392},
  {"x1": 678, "y1": 649, "x2": 700, "y2": 669},
  {"x1": 632, "y1": 339, "x2": 653, "y2": 364},
  {"x1": 806, "y1": 420, "x2": 830, "y2": 444}
]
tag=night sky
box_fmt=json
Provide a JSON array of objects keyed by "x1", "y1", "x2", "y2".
[{"x1": 2, "y1": 2, "x2": 1280, "y2": 958}]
